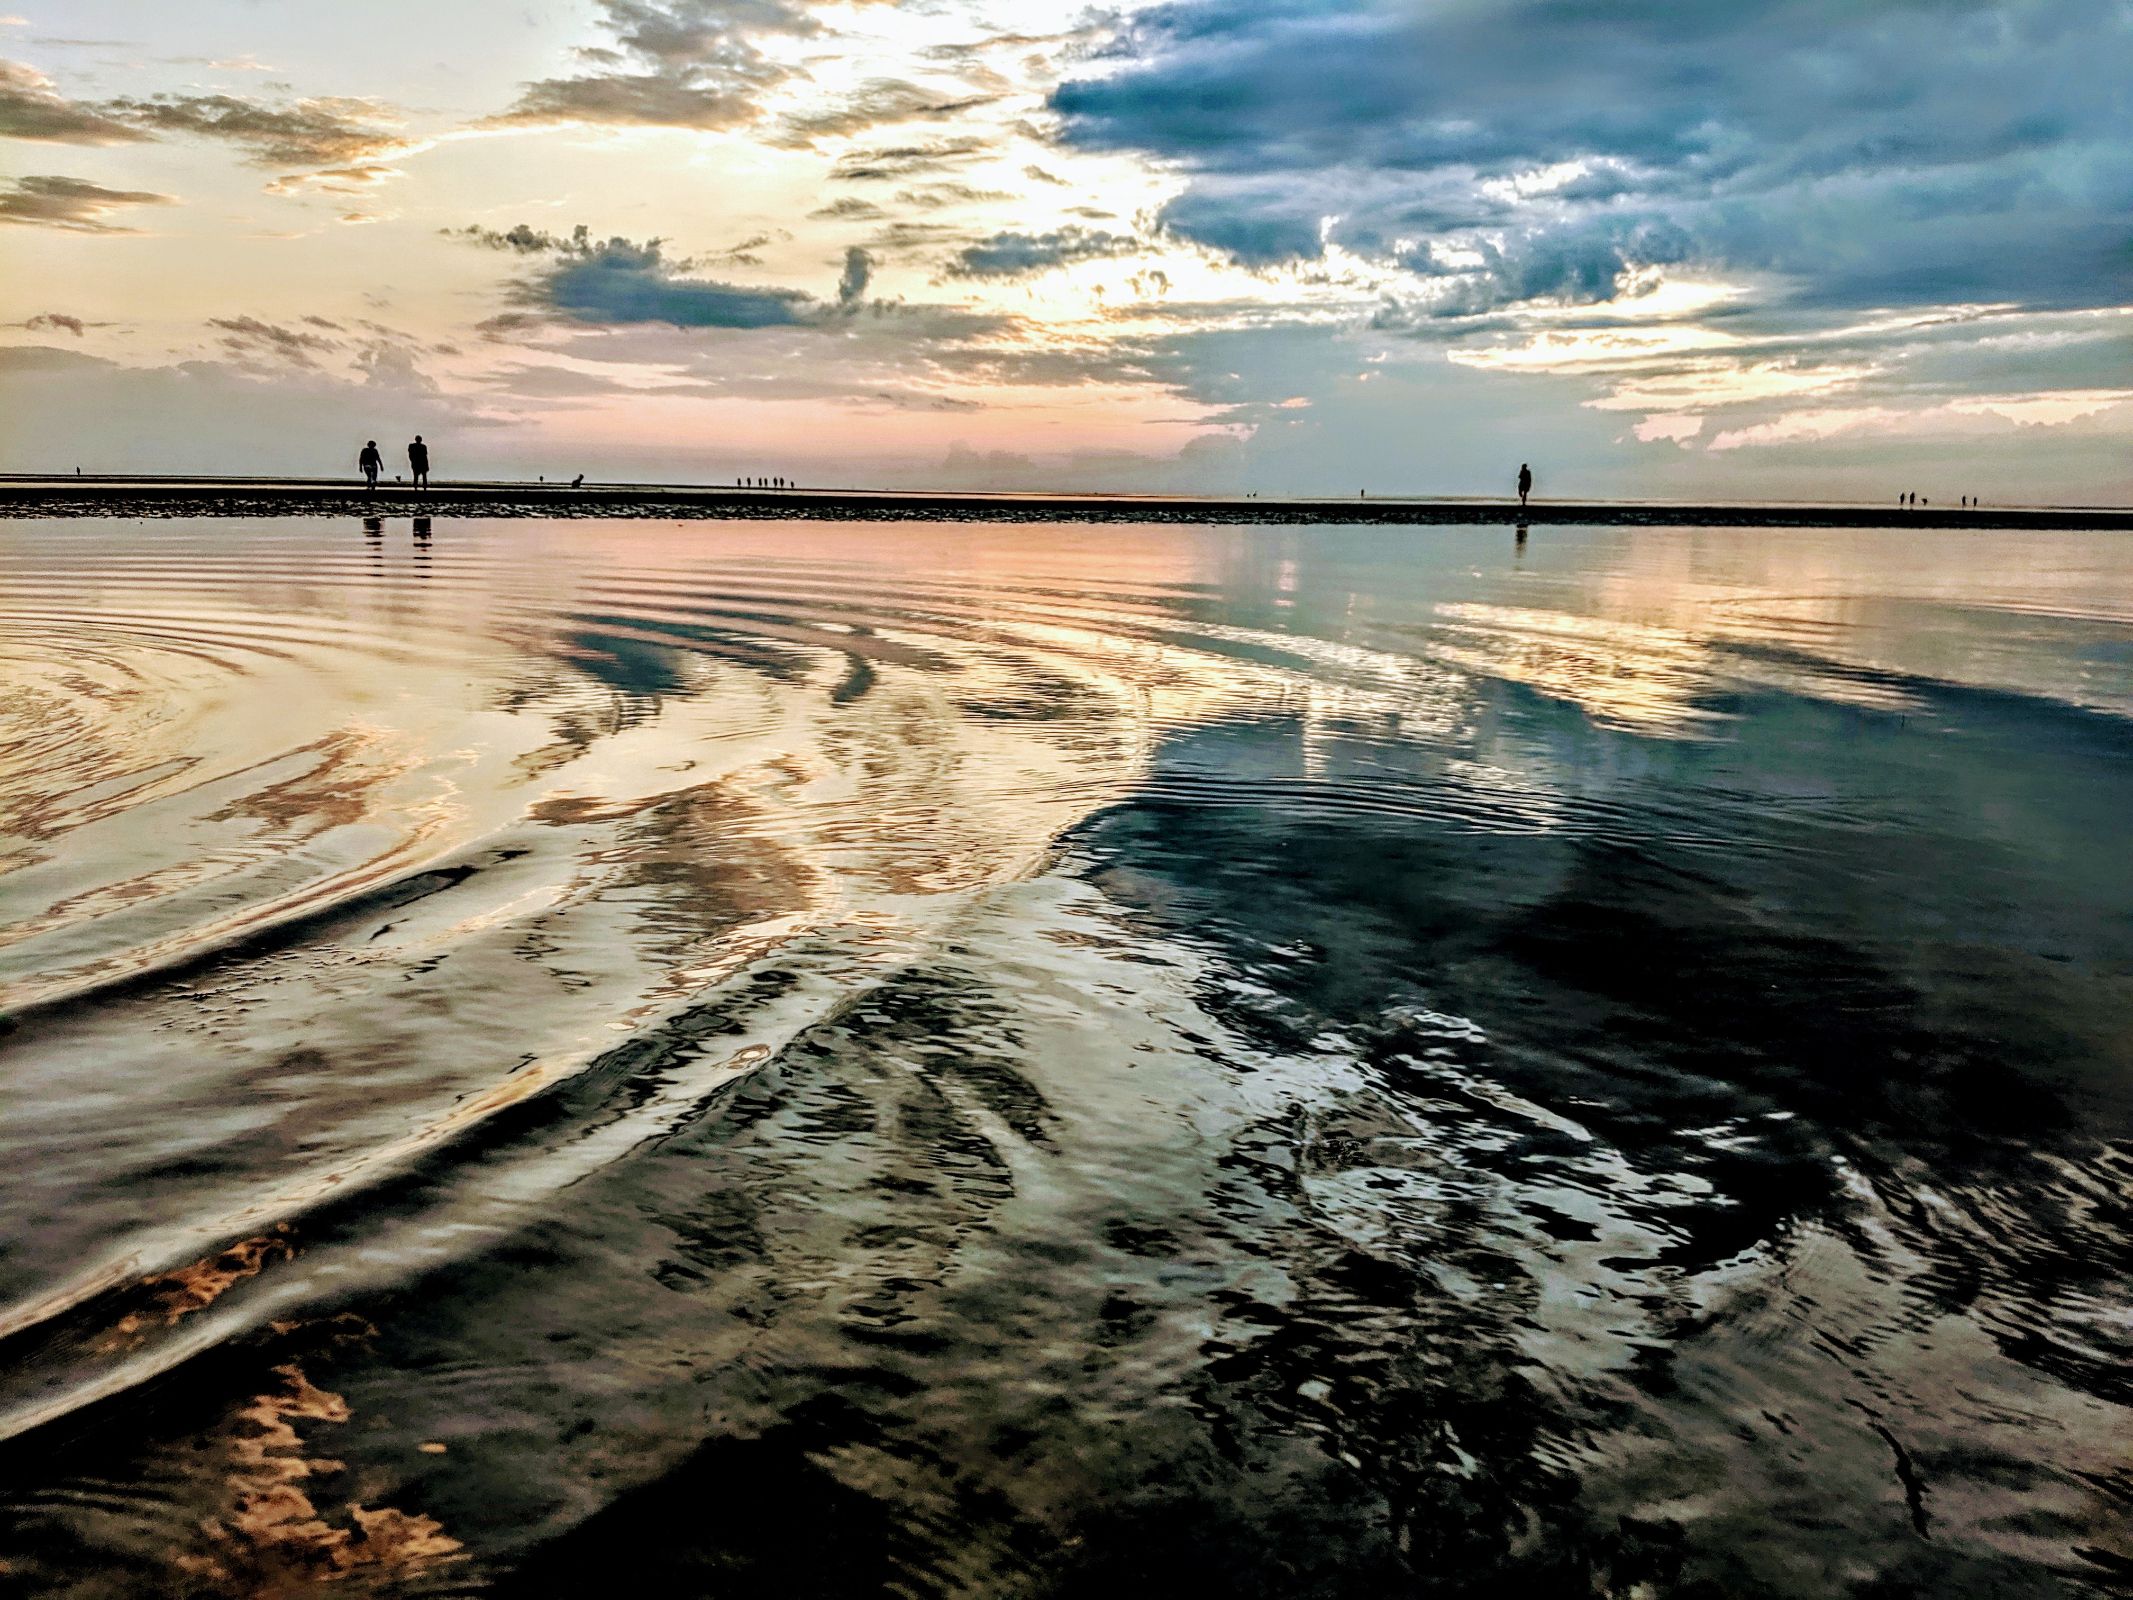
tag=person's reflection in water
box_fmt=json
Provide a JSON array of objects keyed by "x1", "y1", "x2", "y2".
[
  {"x1": 362, "y1": 516, "x2": 383, "y2": 539},
  {"x1": 412, "y1": 516, "x2": 432, "y2": 541},
  {"x1": 1515, "y1": 521, "x2": 1529, "y2": 557},
  {"x1": 412, "y1": 517, "x2": 432, "y2": 572}
]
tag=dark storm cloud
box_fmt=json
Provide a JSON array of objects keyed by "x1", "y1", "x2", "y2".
[
  {"x1": 453, "y1": 225, "x2": 902, "y2": 331},
  {"x1": 946, "y1": 226, "x2": 1139, "y2": 279},
  {"x1": 1054, "y1": 0, "x2": 2133, "y2": 315},
  {"x1": 0, "y1": 174, "x2": 174, "y2": 232},
  {"x1": 488, "y1": 0, "x2": 829, "y2": 131},
  {"x1": 444, "y1": 218, "x2": 1139, "y2": 412},
  {"x1": 1157, "y1": 188, "x2": 1320, "y2": 267},
  {"x1": 0, "y1": 58, "x2": 151, "y2": 143},
  {"x1": 485, "y1": 229, "x2": 814, "y2": 328}
]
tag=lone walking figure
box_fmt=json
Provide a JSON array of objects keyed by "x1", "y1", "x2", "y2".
[
  {"x1": 1517, "y1": 462, "x2": 1533, "y2": 508},
  {"x1": 408, "y1": 434, "x2": 431, "y2": 491},
  {"x1": 359, "y1": 439, "x2": 382, "y2": 491}
]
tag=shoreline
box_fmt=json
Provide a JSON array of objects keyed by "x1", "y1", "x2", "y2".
[{"x1": 2, "y1": 477, "x2": 2128, "y2": 529}]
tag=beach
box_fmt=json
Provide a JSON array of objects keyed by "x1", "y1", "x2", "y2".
[
  {"x1": 0, "y1": 511, "x2": 2127, "y2": 1594},
  {"x1": 4, "y1": 476, "x2": 2130, "y2": 529}
]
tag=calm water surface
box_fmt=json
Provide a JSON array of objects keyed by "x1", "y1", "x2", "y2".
[{"x1": 0, "y1": 516, "x2": 2129, "y2": 1597}]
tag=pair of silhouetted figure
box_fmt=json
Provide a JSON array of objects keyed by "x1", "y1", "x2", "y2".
[{"x1": 357, "y1": 437, "x2": 430, "y2": 490}]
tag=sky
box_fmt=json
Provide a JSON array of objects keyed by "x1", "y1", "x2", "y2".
[{"x1": 0, "y1": 0, "x2": 2128, "y2": 499}]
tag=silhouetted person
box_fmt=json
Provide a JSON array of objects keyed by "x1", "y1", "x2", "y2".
[
  {"x1": 359, "y1": 440, "x2": 382, "y2": 490},
  {"x1": 407, "y1": 435, "x2": 430, "y2": 490},
  {"x1": 571, "y1": 473, "x2": 584, "y2": 489},
  {"x1": 1517, "y1": 462, "x2": 1532, "y2": 507}
]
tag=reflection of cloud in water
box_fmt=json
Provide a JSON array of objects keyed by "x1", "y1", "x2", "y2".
[{"x1": 0, "y1": 515, "x2": 2127, "y2": 1593}]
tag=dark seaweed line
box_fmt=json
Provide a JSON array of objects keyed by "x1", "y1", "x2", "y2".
[{"x1": 4, "y1": 485, "x2": 2131, "y2": 531}]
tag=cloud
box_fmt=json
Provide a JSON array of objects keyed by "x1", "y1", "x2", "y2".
[
  {"x1": 830, "y1": 136, "x2": 987, "y2": 181},
  {"x1": 836, "y1": 247, "x2": 873, "y2": 308},
  {"x1": 0, "y1": 173, "x2": 174, "y2": 232},
  {"x1": 0, "y1": 343, "x2": 112, "y2": 374},
  {"x1": 480, "y1": 362, "x2": 647, "y2": 398},
  {"x1": 96, "y1": 90, "x2": 410, "y2": 168},
  {"x1": 775, "y1": 78, "x2": 994, "y2": 144},
  {"x1": 809, "y1": 195, "x2": 885, "y2": 220},
  {"x1": 1156, "y1": 187, "x2": 1320, "y2": 268},
  {"x1": 10, "y1": 311, "x2": 114, "y2": 335},
  {"x1": 487, "y1": 0, "x2": 825, "y2": 131},
  {"x1": 0, "y1": 344, "x2": 495, "y2": 477},
  {"x1": 0, "y1": 57, "x2": 151, "y2": 143},
  {"x1": 893, "y1": 183, "x2": 1013, "y2": 210},
  {"x1": 263, "y1": 162, "x2": 405, "y2": 195},
  {"x1": 451, "y1": 224, "x2": 816, "y2": 329},
  {"x1": 208, "y1": 314, "x2": 340, "y2": 368},
  {"x1": 945, "y1": 226, "x2": 1139, "y2": 279},
  {"x1": 861, "y1": 219, "x2": 973, "y2": 258},
  {"x1": 1052, "y1": 0, "x2": 2133, "y2": 316}
]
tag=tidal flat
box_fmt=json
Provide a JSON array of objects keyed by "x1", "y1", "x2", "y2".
[{"x1": 0, "y1": 515, "x2": 2128, "y2": 1596}]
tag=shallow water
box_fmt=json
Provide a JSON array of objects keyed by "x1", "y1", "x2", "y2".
[{"x1": 0, "y1": 515, "x2": 2128, "y2": 1597}]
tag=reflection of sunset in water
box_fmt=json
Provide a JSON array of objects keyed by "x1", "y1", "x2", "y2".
[{"x1": 0, "y1": 516, "x2": 2128, "y2": 1595}]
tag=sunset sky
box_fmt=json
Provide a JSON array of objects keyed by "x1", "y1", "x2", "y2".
[{"x1": 1, "y1": 0, "x2": 2127, "y2": 498}]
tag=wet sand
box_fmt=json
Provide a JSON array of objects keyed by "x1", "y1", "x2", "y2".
[
  {"x1": 2, "y1": 513, "x2": 2130, "y2": 1595},
  {"x1": 4, "y1": 475, "x2": 2128, "y2": 528}
]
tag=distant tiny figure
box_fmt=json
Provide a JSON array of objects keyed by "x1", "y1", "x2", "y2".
[
  {"x1": 407, "y1": 435, "x2": 430, "y2": 490},
  {"x1": 572, "y1": 473, "x2": 585, "y2": 489},
  {"x1": 359, "y1": 439, "x2": 382, "y2": 490},
  {"x1": 1517, "y1": 463, "x2": 1532, "y2": 507}
]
